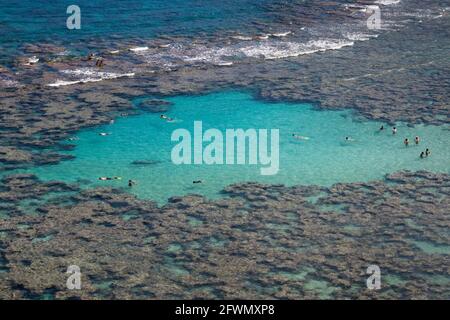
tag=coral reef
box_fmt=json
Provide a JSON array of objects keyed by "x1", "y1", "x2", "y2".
[{"x1": 0, "y1": 171, "x2": 448, "y2": 299}]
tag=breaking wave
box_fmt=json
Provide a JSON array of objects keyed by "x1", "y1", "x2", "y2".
[{"x1": 47, "y1": 68, "x2": 135, "y2": 87}]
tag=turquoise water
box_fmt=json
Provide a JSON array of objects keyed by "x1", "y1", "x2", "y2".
[{"x1": 28, "y1": 92, "x2": 450, "y2": 203}]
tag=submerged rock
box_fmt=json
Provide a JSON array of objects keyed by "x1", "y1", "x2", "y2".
[
  {"x1": 137, "y1": 99, "x2": 173, "y2": 113},
  {"x1": 130, "y1": 160, "x2": 162, "y2": 166},
  {"x1": 0, "y1": 171, "x2": 448, "y2": 299}
]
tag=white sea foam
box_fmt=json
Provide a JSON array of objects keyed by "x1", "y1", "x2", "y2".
[
  {"x1": 47, "y1": 68, "x2": 135, "y2": 87},
  {"x1": 374, "y1": 0, "x2": 401, "y2": 5},
  {"x1": 47, "y1": 80, "x2": 85, "y2": 87},
  {"x1": 129, "y1": 46, "x2": 149, "y2": 52},
  {"x1": 344, "y1": 32, "x2": 379, "y2": 41},
  {"x1": 271, "y1": 31, "x2": 292, "y2": 38},
  {"x1": 134, "y1": 28, "x2": 376, "y2": 70},
  {"x1": 214, "y1": 61, "x2": 233, "y2": 67},
  {"x1": 158, "y1": 36, "x2": 359, "y2": 67},
  {"x1": 240, "y1": 39, "x2": 355, "y2": 60}
]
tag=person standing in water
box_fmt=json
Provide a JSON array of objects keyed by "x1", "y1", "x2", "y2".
[
  {"x1": 95, "y1": 58, "x2": 105, "y2": 68},
  {"x1": 392, "y1": 127, "x2": 397, "y2": 135},
  {"x1": 415, "y1": 136, "x2": 420, "y2": 145},
  {"x1": 404, "y1": 138, "x2": 409, "y2": 146},
  {"x1": 128, "y1": 180, "x2": 136, "y2": 187},
  {"x1": 420, "y1": 152, "x2": 425, "y2": 158},
  {"x1": 425, "y1": 148, "x2": 431, "y2": 157},
  {"x1": 379, "y1": 125, "x2": 384, "y2": 131}
]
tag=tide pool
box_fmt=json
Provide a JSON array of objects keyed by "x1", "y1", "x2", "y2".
[{"x1": 28, "y1": 91, "x2": 450, "y2": 203}]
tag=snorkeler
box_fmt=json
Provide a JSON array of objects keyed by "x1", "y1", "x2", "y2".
[
  {"x1": 404, "y1": 138, "x2": 409, "y2": 146},
  {"x1": 415, "y1": 136, "x2": 420, "y2": 145},
  {"x1": 193, "y1": 180, "x2": 203, "y2": 184},
  {"x1": 345, "y1": 136, "x2": 355, "y2": 142},
  {"x1": 292, "y1": 134, "x2": 310, "y2": 140},
  {"x1": 160, "y1": 114, "x2": 174, "y2": 122},
  {"x1": 99, "y1": 176, "x2": 121, "y2": 181},
  {"x1": 392, "y1": 127, "x2": 397, "y2": 135}
]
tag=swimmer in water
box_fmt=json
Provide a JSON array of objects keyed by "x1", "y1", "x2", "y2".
[
  {"x1": 99, "y1": 176, "x2": 121, "y2": 181},
  {"x1": 379, "y1": 125, "x2": 384, "y2": 131},
  {"x1": 392, "y1": 127, "x2": 397, "y2": 135},
  {"x1": 404, "y1": 138, "x2": 409, "y2": 146},
  {"x1": 128, "y1": 180, "x2": 136, "y2": 187},
  {"x1": 292, "y1": 134, "x2": 309, "y2": 140},
  {"x1": 425, "y1": 148, "x2": 431, "y2": 157},
  {"x1": 345, "y1": 136, "x2": 355, "y2": 142},
  {"x1": 160, "y1": 114, "x2": 174, "y2": 122},
  {"x1": 415, "y1": 136, "x2": 420, "y2": 145},
  {"x1": 420, "y1": 152, "x2": 425, "y2": 158},
  {"x1": 99, "y1": 132, "x2": 110, "y2": 136}
]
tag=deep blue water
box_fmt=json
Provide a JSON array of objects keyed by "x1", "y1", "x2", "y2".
[{"x1": 0, "y1": 0, "x2": 271, "y2": 62}]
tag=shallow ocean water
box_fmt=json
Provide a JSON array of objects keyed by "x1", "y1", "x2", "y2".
[{"x1": 28, "y1": 91, "x2": 450, "y2": 203}]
